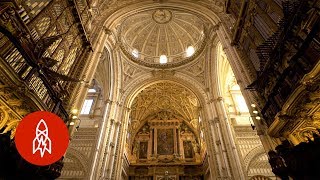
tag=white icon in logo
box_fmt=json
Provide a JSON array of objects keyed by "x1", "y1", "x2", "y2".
[{"x1": 32, "y1": 119, "x2": 52, "y2": 157}]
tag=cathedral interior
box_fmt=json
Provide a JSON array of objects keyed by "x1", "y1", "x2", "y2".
[{"x1": 0, "y1": 0, "x2": 319, "y2": 179}]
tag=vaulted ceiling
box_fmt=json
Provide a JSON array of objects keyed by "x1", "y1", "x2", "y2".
[{"x1": 129, "y1": 82, "x2": 200, "y2": 133}]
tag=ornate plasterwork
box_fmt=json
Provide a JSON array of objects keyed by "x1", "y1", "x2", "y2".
[
  {"x1": 122, "y1": 59, "x2": 143, "y2": 85},
  {"x1": 152, "y1": 9, "x2": 172, "y2": 24},
  {"x1": 60, "y1": 147, "x2": 89, "y2": 179},
  {"x1": 129, "y1": 82, "x2": 200, "y2": 132},
  {"x1": 180, "y1": 56, "x2": 206, "y2": 86},
  {"x1": 0, "y1": 93, "x2": 32, "y2": 139},
  {"x1": 0, "y1": 73, "x2": 36, "y2": 139},
  {"x1": 268, "y1": 71, "x2": 320, "y2": 138},
  {"x1": 92, "y1": 0, "x2": 224, "y2": 25},
  {"x1": 118, "y1": 8, "x2": 208, "y2": 68}
]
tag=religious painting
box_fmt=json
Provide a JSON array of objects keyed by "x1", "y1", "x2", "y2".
[
  {"x1": 139, "y1": 141, "x2": 148, "y2": 159},
  {"x1": 157, "y1": 129, "x2": 174, "y2": 155},
  {"x1": 183, "y1": 141, "x2": 194, "y2": 158}
]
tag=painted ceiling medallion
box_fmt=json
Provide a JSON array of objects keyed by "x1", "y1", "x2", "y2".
[
  {"x1": 152, "y1": 9, "x2": 172, "y2": 24},
  {"x1": 119, "y1": 8, "x2": 207, "y2": 69}
]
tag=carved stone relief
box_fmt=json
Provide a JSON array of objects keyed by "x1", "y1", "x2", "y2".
[
  {"x1": 122, "y1": 59, "x2": 143, "y2": 84},
  {"x1": 181, "y1": 56, "x2": 206, "y2": 85}
]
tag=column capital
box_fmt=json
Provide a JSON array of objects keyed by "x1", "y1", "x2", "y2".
[{"x1": 105, "y1": 99, "x2": 113, "y2": 104}]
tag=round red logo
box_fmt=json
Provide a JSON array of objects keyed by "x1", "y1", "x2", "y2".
[{"x1": 15, "y1": 111, "x2": 69, "y2": 166}]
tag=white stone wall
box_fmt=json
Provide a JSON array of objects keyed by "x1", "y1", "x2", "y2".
[
  {"x1": 60, "y1": 128, "x2": 98, "y2": 179},
  {"x1": 233, "y1": 125, "x2": 275, "y2": 179}
]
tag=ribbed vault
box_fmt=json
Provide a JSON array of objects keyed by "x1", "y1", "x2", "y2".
[{"x1": 129, "y1": 82, "x2": 200, "y2": 133}]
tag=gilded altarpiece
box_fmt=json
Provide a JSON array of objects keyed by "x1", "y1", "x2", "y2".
[
  {"x1": 128, "y1": 114, "x2": 206, "y2": 179},
  {"x1": 129, "y1": 118, "x2": 202, "y2": 164},
  {"x1": 139, "y1": 141, "x2": 148, "y2": 159},
  {"x1": 183, "y1": 141, "x2": 194, "y2": 159}
]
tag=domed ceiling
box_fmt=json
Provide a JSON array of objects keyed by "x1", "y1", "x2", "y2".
[{"x1": 119, "y1": 8, "x2": 207, "y2": 68}]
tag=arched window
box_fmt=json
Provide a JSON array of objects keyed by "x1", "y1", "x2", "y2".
[
  {"x1": 80, "y1": 86, "x2": 100, "y2": 115},
  {"x1": 80, "y1": 99, "x2": 94, "y2": 114}
]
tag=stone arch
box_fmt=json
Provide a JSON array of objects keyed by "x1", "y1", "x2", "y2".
[
  {"x1": 119, "y1": 74, "x2": 211, "y2": 138},
  {"x1": 94, "y1": 47, "x2": 112, "y2": 101},
  {"x1": 72, "y1": 0, "x2": 251, "y2": 111},
  {"x1": 243, "y1": 145, "x2": 265, "y2": 172},
  {"x1": 80, "y1": 2, "x2": 253, "y2": 179},
  {"x1": 61, "y1": 147, "x2": 90, "y2": 178},
  {"x1": 116, "y1": 75, "x2": 217, "y2": 176},
  {"x1": 214, "y1": 41, "x2": 233, "y2": 98},
  {"x1": 120, "y1": 75, "x2": 208, "y2": 110}
]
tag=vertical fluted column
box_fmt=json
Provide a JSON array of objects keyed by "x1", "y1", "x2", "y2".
[
  {"x1": 177, "y1": 128, "x2": 181, "y2": 156},
  {"x1": 174, "y1": 127, "x2": 177, "y2": 155},
  {"x1": 201, "y1": 107, "x2": 221, "y2": 179},
  {"x1": 89, "y1": 100, "x2": 113, "y2": 180},
  {"x1": 99, "y1": 119, "x2": 115, "y2": 179},
  {"x1": 148, "y1": 127, "x2": 153, "y2": 159},
  {"x1": 215, "y1": 117, "x2": 232, "y2": 177},
  {"x1": 208, "y1": 118, "x2": 228, "y2": 177},
  {"x1": 106, "y1": 121, "x2": 121, "y2": 179},
  {"x1": 215, "y1": 97, "x2": 245, "y2": 180},
  {"x1": 154, "y1": 128, "x2": 157, "y2": 156},
  {"x1": 113, "y1": 107, "x2": 131, "y2": 180}
]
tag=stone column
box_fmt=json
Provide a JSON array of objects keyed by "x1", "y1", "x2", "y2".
[
  {"x1": 177, "y1": 128, "x2": 181, "y2": 156},
  {"x1": 208, "y1": 118, "x2": 228, "y2": 177},
  {"x1": 215, "y1": 118, "x2": 232, "y2": 177},
  {"x1": 89, "y1": 100, "x2": 113, "y2": 180},
  {"x1": 215, "y1": 97, "x2": 245, "y2": 180},
  {"x1": 173, "y1": 127, "x2": 177, "y2": 155},
  {"x1": 201, "y1": 108, "x2": 221, "y2": 179},
  {"x1": 106, "y1": 121, "x2": 121, "y2": 179},
  {"x1": 148, "y1": 127, "x2": 153, "y2": 159},
  {"x1": 154, "y1": 128, "x2": 157, "y2": 156},
  {"x1": 113, "y1": 107, "x2": 131, "y2": 180},
  {"x1": 152, "y1": 128, "x2": 155, "y2": 156},
  {"x1": 99, "y1": 118, "x2": 115, "y2": 179}
]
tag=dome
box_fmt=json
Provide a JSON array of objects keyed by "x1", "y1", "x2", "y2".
[{"x1": 119, "y1": 8, "x2": 206, "y2": 68}]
